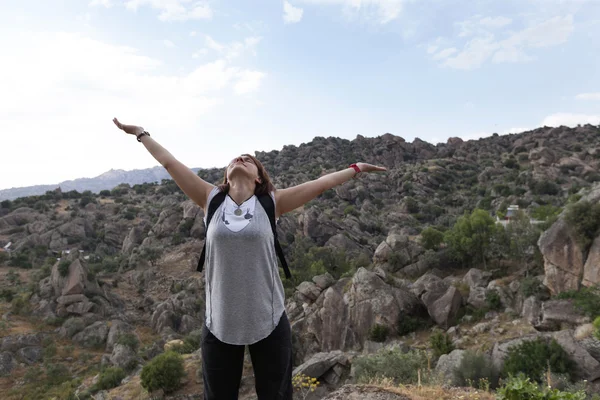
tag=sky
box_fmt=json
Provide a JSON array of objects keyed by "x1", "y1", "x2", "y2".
[{"x1": 0, "y1": 0, "x2": 599, "y2": 190}]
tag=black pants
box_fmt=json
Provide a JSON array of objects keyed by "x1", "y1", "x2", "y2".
[{"x1": 202, "y1": 313, "x2": 293, "y2": 400}]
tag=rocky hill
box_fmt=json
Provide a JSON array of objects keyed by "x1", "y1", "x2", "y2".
[
  {"x1": 0, "y1": 166, "x2": 202, "y2": 201},
  {"x1": 1, "y1": 124, "x2": 600, "y2": 399}
]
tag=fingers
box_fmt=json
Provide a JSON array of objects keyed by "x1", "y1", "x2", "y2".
[{"x1": 113, "y1": 118, "x2": 122, "y2": 129}]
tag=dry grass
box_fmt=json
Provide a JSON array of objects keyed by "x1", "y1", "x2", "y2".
[{"x1": 365, "y1": 378, "x2": 495, "y2": 400}]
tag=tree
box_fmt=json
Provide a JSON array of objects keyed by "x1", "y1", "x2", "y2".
[
  {"x1": 420, "y1": 227, "x2": 444, "y2": 250},
  {"x1": 444, "y1": 209, "x2": 497, "y2": 269},
  {"x1": 504, "y1": 210, "x2": 539, "y2": 275}
]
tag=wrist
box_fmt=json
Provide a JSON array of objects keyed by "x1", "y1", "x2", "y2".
[
  {"x1": 136, "y1": 131, "x2": 151, "y2": 142},
  {"x1": 349, "y1": 163, "x2": 361, "y2": 178}
]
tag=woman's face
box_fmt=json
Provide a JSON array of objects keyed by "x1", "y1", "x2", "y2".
[{"x1": 227, "y1": 155, "x2": 259, "y2": 182}]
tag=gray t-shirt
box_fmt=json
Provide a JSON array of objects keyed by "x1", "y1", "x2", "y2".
[{"x1": 203, "y1": 187, "x2": 286, "y2": 345}]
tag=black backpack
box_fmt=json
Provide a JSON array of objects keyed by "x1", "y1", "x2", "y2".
[{"x1": 196, "y1": 191, "x2": 292, "y2": 279}]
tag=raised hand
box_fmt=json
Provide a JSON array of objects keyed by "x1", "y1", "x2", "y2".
[
  {"x1": 356, "y1": 162, "x2": 387, "y2": 173},
  {"x1": 113, "y1": 117, "x2": 145, "y2": 136}
]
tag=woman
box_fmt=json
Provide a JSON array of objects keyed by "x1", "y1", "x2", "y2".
[{"x1": 113, "y1": 118, "x2": 386, "y2": 400}]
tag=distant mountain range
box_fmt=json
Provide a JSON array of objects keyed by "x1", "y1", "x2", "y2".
[{"x1": 0, "y1": 166, "x2": 201, "y2": 201}]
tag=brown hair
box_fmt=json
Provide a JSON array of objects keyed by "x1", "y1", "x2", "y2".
[{"x1": 218, "y1": 154, "x2": 275, "y2": 195}]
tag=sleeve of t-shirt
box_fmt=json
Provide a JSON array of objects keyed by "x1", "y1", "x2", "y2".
[{"x1": 203, "y1": 187, "x2": 221, "y2": 224}]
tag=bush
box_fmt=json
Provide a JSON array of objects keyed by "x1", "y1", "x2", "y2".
[
  {"x1": 594, "y1": 316, "x2": 600, "y2": 341},
  {"x1": 58, "y1": 260, "x2": 70, "y2": 277},
  {"x1": 397, "y1": 315, "x2": 431, "y2": 336},
  {"x1": 171, "y1": 331, "x2": 202, "y2": 354},
  {"x1": 453, "y1": 350, "x2": 499, "y2": 389},
  {"x1": 429, "y1": 330, "x2": 454, "y2": 358},
  {"x1": 352, "y1": 348, "x2": 428, "y2": 384},
  {"x1": 140, "y1": 351, "x2": 186, "y2": 394},
  {"x1": 368, "y1": 324, "x2": 389, "y2": 343},
  {"x1": 556, "y1": 286, "x2": 600, "y2": 318},
  {"x1": 485, "y1": 289, "x2": 503, "y2": 310},
  {"x1": 420, "y1": 227, "x2": 444, "y2": 251},
  {"x1": 11, "y1": 295, "x2": 31, "y2": 316},
  {"x1": 565, "y1": 200, "x2": 600, "y2": 250},
  {"x1": 0, "y1": 288, "x2": 15, "y2": 302},
  {"x1": 502, "y1": 338, "x2": 574, "y2": 382},
  {"x1": 496, "y1": 375, "x2": 586, "y2": 400},
  {"x1": 93, "y1": 367, "x2": 126, "y2": 391},
  {"x1": 520, "y1": 276, "x2": 545, "y2": 299}
]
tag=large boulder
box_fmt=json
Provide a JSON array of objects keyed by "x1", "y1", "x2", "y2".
[
  {"x1": 552, "y1": 330, "x2": 600, "y2": 381},
  {"x1": 292, "y1": 350, "x2": 351, "y2": 384},
  {"x1": 434, "y1": 349, "x2": 466, "y2": 385},
  {"x1": 72, "y1": 321, "x2": 109, "y2": 348},
  {"x1": 533, "y1": 300, "x2": 589, "y2": 331},
  {"x1": 538, "y1": 219, "x2": 584, "y2": 295},
  {"x1": 462, "y1": 268, "x2": 492, "y2": 288},
  {"x1": 290, "y1": 268, "x2": 425, "y2": 359},
  {"x1": 16, "y1": 347, "x2": 43, "y2": 365},
  {"x1": 428, "y1": 286, "x2": 463, "y2": 327},
  {"x1": 583, "y1": 235, "x2": 600, "y2": 287},
  {"x1": 1, "y1": 333, "x2": 44, "y2": 352},
  {"x1": 109, "y1": 344, "x2": 138, "y2": 370}
]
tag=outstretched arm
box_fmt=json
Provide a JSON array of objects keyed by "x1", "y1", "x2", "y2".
[
  {"x1": 113, "y1": 118, "x2": 215, "y2": 210},
  {"x1": 274, "y1": 163, "x2": 386, "y2": 218}
]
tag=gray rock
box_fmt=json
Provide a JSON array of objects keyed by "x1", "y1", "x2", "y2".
[
  {"x1": 313, "y1": 273, "x2": 336, "y2": 290},
  {"x1": 297, "y1": 281, "x2": 323, "y2": 302},
  {"x1": 292, "y1": 350, "x2": 349, "y2": 380},
  {"x1": 106, "y1": 320, "x2": 135, "y2": 353},
  {"x1": 72, "y1": 321, "x2": 109, "y2": 348},
  {"x1": 16, "y1": 346, "x2": 43, "y2": 365},
  {"x1": 428, "y1": 286, "x2": 463, "y2": 327},
  {"x1": 109, "y1": 344, "x2": 138, "y2": 370},
  {"x1": 0, "y1": 352, "x2": 15, "y2": 376},
  {"x1": 58, "y1": 317, "x2": 86, "y2": 339},
  {"x1": 1, "y1": 333, "x2": 43, "y2": 352},
  {"x1": 434, "y1": 349, "x2": 466, "y2": 385},
  {"x1": 534, "y1": 299, "x2": 589, "y2": 331},
  {"x1": 467, "y1": 287, "x2": 487, "y2": 309},
  {"x1": 463, "y1": 268, "x2": 492, "y2": 288}
]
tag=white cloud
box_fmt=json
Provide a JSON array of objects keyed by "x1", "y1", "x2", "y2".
[
  {"x1": 435, "y1": 15, "x2": 574, "y2": 70},
  {"x1": 204, "y1": 35, "x2": 262, "y2": 61},
  {"x1": 284, "y1": 1, "x2": 304, "y2": 24},
  {"x1": 297, "y1": 0, "x2": 404, "y2": 24},
  {"x1": 125, "y1": 0, "x2": 212, "y2": 21},
  {"x1": 190, "y1": 31, "x2": 197, "y2": 37},
  {"x1": 192, "y1": 49, "x2": 209, "y2": 58},
  {"x1": 432, "y1": 47, "x2": 457, "y2": 61},
  {"x1": 162, "y1": 39, "x2": 175, "y2": 47},
  {"x1": 542, "y1": 113, "x2": 600, "y2": 127},
  {"x1": 0, "y1": 31, "x2": 265, "y2": 189},
  {"x1": 89, "y1": 0, "x2": 113, "y2": 7},
  {"x1": 479, "y1": 16, "x2": 512, "y2": 29},
  {"x1": 576, "y1": 92, "x2": 600, "y2": 101}
]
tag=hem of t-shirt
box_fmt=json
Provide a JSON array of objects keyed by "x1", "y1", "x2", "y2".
[{"x1": 205, "y1": 308, "x2": 285, "y2": 346}]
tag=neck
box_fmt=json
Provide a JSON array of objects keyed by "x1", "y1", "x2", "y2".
[{"x1": 227, "y1": 179, "x2": 256, "y2": 205}]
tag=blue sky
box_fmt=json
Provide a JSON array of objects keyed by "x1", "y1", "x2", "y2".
[{"x1": 1, "y1": 0, "x2": 599, "y2": 190}]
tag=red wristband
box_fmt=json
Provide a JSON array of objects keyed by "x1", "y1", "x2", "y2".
[{"x1": 349, "y1": 163, "x2": 361, "y2": 174}]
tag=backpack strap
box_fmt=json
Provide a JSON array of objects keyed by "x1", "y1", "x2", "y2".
[
  {"x1": 256, "y1": 193, "x2": 292, "y2": 280},
  {"x1": 196, "y1": 191, "x2": 226, "y2": 272},
  {"x1": 196, "y1": 191, "x2": 291, "y2": 280}
]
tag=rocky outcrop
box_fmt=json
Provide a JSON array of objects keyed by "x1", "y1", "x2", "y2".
[
  {"x1": 533, "y1": 300, "x2": 589, "y2": 331},
  {"x1": 538, "y1": 219, "x2": 584, "y2": 295},
  {"x1": 583, "y1": 235, "x2": 600, "y2": 287},
  {"x1": 435, "y1": 349, "x2": 466, "y2": 385},
  {"x1": 150, "y1": 287, "x2": 203, "y2": 335},
  {"x1": 288, "y1": 268, "x2": 425, "y2": 362},
  {"x1": 72, "y1": 321, "x2": 110, "y2": 348},
  {"x1": 292, "y1": 350, "x2": 353, "y2": 386}
]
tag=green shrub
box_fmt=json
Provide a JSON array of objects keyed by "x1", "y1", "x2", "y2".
[
  {"x1": 45, "y1": 363, "x2": 71, "y2": 386},
  {"x1": 496, "y1": 375, "x2": 586, "y2": 400},
  {"x1": 140, "y1": 351, "x2": 186, "y2": 394},
  {"x1": 453, "y1": 350, "x2": 499, "y2": 388},
  {"x1": 11, "y1": 295, "x2": 31, "y2": 316},
  {"x1": 0, "y1": 288, "x2": 15, "y2": 302},
  {"x1": 420, "y1": 227, "x2": 444, "y2": 251},
  {"x1": 116, "y1": 333, "x2": 139, "y2": 352},
  {"x1": 429, "y1": 330, "x2": 454, "y2": 358},
  {"x1": 556, "y1": 286, "x2": 600, "y2": 318},
  {"x1": 397, "y1": 315, "x2": 431, "y2": 336},
  {"x1": 368, "y1": 324, "x2": 389, "y2": 343},
  {"x1": 564, "y1": 200, "x2": 600, "y2": 250},
  {"x1": 44, "y1": 342, "x2": 58, "y2": 359},
  {"x1": 58, "y1": 261, "x2": 70, "y2": 277},
  {"x1": 352, "y1": 348, "x2": 428, "y2": 384},
  {"x1": 92, "y1": 367, "x2": 126, "y2": 391},
  {"x1": 485, "y1": 289, "x2": 503, "y2": 310},
  {"x1": 594, "y1": 316, "x2": 600, "y2": 341},
  {"x1": 502, "y1": 338, "x2": 574, "y2": 382}
]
